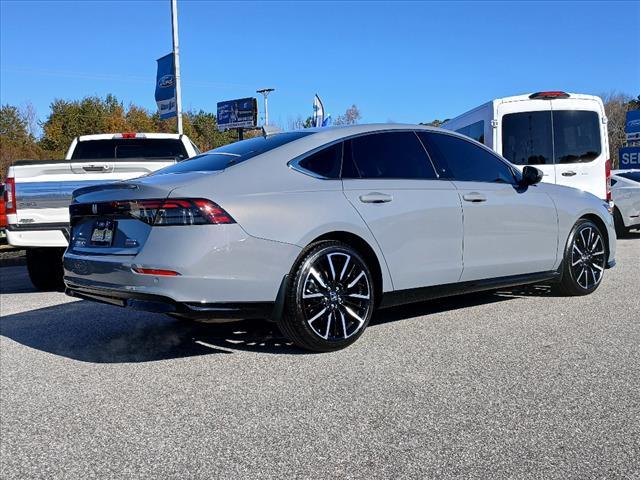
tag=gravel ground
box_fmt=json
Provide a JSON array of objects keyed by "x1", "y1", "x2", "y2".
[{"x1": 1, "y1": 235, "x2": 639, "y2": 479}]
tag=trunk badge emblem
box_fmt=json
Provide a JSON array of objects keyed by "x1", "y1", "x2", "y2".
[{"x1": 92, "y1": 204, "x2": 98, "y2": 214}]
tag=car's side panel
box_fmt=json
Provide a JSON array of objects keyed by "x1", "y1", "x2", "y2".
[
  {"x1": 169, "y1": 176, "x2": 396, "y2": 293},
  {"x1": 342, "y1": 179, "x2": 463, "y2": 290},
  {"x1": 612, "y1": 177, "x2": 640, "y2": 228},
  {"x1": 455, "y1": 182, "x2": 559, "y2": 281},
  {"x1": 538, "y1": 183, "x2": 616, "y2": 267}
]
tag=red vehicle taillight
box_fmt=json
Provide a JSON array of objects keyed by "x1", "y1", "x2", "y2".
[
  {"x1": 4, "y1": 177, "x2": 16, "y2": 215},
  {"x1": 70, "y1": 198, "x2": 235, "y2": 226},
  {"x1": 132, "y1": 267, "x2": 181, "y2": 276},
  {"x1": 605, "y1": 159, "x2": 612, "y2": 202}
]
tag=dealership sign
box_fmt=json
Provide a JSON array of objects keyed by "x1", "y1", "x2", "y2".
[
  {"x1": 626, "y1": 110, "x2": 640, "y2": 142},
  {"x1": 619, "y1": 146, "x2": 640, "y2": 169},
  {"x1": 155, "y1": 53, "x2": 177, "y2": 120},
  {"x1": 217, "y1": 98, "x2": 258, "y2": 131}
]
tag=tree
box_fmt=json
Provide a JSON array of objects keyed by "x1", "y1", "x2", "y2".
[
  {"x1": 334, "y1": 105, "x2": 361, "y2": 125},
  {"x1": 601, "y1": 92, "x2": 639, "y2": 168},
  {"x1": 0, "y1": 104, "x2": 51, "y2": 178}
]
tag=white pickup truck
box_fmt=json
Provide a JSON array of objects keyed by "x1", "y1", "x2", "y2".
[{"x1": 3, "y1": 132, "x2": 200, "y2": 290}]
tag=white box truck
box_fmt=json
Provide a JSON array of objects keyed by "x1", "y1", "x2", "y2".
[
  {"x1": 3, "y1": 132, "x2": 200, "y2": 290},
  {"x1": 442, "y1": 91, "x2": 611, "y2": 202}
]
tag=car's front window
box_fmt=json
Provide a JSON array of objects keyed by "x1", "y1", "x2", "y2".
[{"x1": 419, "y1": 132, "x2": 516, "y2": 184}]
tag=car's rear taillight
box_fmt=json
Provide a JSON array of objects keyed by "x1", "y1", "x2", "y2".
[
  {"x1": 4, "y1": 177, "x2": 16, "y2": 215},
  {"x1": 132, "y1": 267, "x2": 181, "y2": 276},
  {"x1": 70, "y1": 198, "x2": 235, "y2": 226},
  {"x1": 605, "y1": 159, "x2": 612, "y2": 202}
]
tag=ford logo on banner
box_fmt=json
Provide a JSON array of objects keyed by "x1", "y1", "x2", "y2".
[
  {"x1": 625, "y1": 110, "x2": 640, "y2": 134},
  {"x1": 158, "y1": 74, "x2": 174, "y2": 89},
  {"x1": 155, "y1": 53, "x2": 177, "y2": 119}
]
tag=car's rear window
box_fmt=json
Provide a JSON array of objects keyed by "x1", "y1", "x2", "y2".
[
  {"x1": 71, "y1": 139, "x2": 188, "y2": 160},
  {"x1": 617, "y1": 171, "x2": 640, "y2": 183},
  {"x1": 155, "y1": 131, "x2": 314, "y2": 174}
]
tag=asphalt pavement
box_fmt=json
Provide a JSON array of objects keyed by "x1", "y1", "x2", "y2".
[{"x1": 1, "y1": 235, "x2": 639, "y2": 479}]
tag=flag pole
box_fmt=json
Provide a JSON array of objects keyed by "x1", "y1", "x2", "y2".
[{"x1": 171, "y1": 0, "x2": 183, "y2": 134}]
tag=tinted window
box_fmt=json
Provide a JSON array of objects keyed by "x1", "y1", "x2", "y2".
[
  {"x1": 72, "y1": 139, "x2": 188, "y2": 160},
  {"x1": 553, "y1": 111, "x2": 601, "y2": 163},
  {"x1": 298, "y1": 143, "x2": 342, "y2": 178},
  {"x1": 419, "y1": 132, "x2": 515, "y2": 183},
  {"x1": 456, "y1": 120, "x2": 485, "y2": 144},
  {"x1": 502, "y1": 111, "x2": 553, "y2": 165},
  {"x1": 343, "y1": 132, "x2": 436, "y2": 179},
  {"x1": 153, "y1": 131, "x2": 314, "y2": 174},
  {"x1": 618, "y1": 171, "x2": 640, "y2": 183}
]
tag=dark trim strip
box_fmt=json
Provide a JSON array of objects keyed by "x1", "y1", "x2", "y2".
[
  {"x1": 380, "y1": 270, "x2": 561, "y2": 309},
  {"x1": 7, "y1": 222, "x2": 70, "y2": 231},
  {"x1": 65, "y1": 281, "x2": 274, "y2": 321}
]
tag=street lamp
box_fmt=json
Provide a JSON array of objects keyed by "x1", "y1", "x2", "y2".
[{"x1": 256, "y1": 88, "x2": 275, "y2": 126}]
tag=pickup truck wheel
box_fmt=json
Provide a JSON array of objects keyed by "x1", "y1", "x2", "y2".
[{"x1": 26, "y1": 248, "x2": 65, "y2": 292}]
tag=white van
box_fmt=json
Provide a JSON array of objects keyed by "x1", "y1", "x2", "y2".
[{"x1": 442, "y1": 91, "x2": 611, "y2": 201}]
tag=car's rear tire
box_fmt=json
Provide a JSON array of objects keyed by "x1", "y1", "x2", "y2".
[
  {"x1": 556, "y1": 219, "x2": 607, "y2": 296},
  {"x1": 613, "y1": 207, "x2": 629, "y2": 238},
  {"x1": 278, "y1": 241, "x2": 375, "y2": 352},
  {"x1": 26, "y1": 247, "x2": 65, "y2": 292}
]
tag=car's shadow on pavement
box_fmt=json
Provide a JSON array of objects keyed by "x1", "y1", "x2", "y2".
[{"x1": 0, "y1": 283, "x2": 557, "y2": 363}]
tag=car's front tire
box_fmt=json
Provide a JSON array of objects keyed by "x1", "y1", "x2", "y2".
[
  {"x1": 556, "y1": 219, "x2": 607, "y2": 296},
  {"x1": 278, "y1": 241, "x2": 375, "y2": 352}
]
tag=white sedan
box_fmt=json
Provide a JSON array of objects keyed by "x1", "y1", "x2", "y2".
[
  {"x1": 63, "y1": 124, "x2": 616, "y2": 352},
  {"x1": 611, "y1": 169, "x2": 640, "y2": 237}
]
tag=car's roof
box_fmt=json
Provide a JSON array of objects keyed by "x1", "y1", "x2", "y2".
[{"x1": 302, "y1": 123, "x2": 438, "y2": 136}]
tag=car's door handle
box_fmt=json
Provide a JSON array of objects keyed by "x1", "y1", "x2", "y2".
[
  {"x1": 462, "y1": 192, "x2": 487, "y2": 203},
  {"x1": 359, "y1": 192, "x2": 393, "y2": 204},
  {"x1": 82, "y1": 165, "x2": 110, "y2": 172},
  {"x1": 561, "y1": 171, "x2": 577, "y2": 177}
]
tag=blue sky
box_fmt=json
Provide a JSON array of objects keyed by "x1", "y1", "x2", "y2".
[{"x1": 1, "y1": 0, "x2": 639, "y2": 132}]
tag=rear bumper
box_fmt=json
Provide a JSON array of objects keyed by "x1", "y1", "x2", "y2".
[
  {"x1": 63, "y1": 223, "x2": 301, "y2": 318},
  {"x1": 6, "y1": 223, "x2": 69, "y2": 247},
  {"x1": 65, "y1": 281, "x2": 275, "y2": 321}
]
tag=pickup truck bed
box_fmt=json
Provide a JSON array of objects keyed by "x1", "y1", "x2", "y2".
[{"x1": 3, "y1": 132, "x2": 200, "y2": 289}]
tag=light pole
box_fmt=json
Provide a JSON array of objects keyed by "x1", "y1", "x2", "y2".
[
  {"x1": 256, "y1": 88, "x2": 275, "y2": 126},
  {"x1": 171, "y1": 0, "x2": 183, "y2": 134}
]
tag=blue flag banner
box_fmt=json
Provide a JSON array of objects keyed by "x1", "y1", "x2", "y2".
[{"x1": 155, "y1": 53, "x2": 177, "y2": 119}]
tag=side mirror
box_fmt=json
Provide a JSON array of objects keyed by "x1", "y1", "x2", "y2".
[{"x1": 520, "y1": 166, "x2": 543, "y2": 186}]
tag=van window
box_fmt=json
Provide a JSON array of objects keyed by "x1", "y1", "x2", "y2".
[
  {"x1": 501, "y1": 110, "x2": 602, "y2": 165},
  {"x1": 502, "y1": 111, "x2": 553, "y2": 165},
  {"x1": 343, "y1": 132, "x2": 437, "y2": 179},
  {"x1": 553, "y1": 111, "x2": 601, "y2": 163},
  {"x1": 456, "y1": 120, "x2": 485, "y2": 144}
]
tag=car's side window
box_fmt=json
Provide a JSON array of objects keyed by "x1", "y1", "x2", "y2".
[
  {"x1": 342, "y1": 131, "x2": 437, "y2": 180},
  {"x1": 297, "y1": 143, "x2": 343, "y2": 179},
  {"x1": 418, "y1": 131, "x2": 516, "y2": 184}
]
